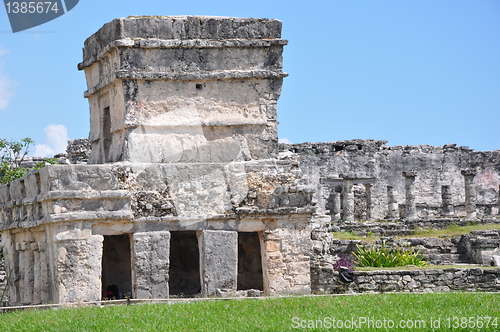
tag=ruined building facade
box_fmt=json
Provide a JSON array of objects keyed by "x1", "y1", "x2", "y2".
[
  {"x1": 0, "y1": 16, "x2": 499, "y2": 305},
  {"x1": 0, "y1": 17, "x2": 314, "y2": 305}
]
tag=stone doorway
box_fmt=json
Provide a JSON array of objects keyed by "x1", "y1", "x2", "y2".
[
  {"x1": 169, "y1": 231, "x2": 201, "y2": 296},
  {"x1": 237, "y1": 232, "x2": 264, "y2": 291},
  {"x1": 101, "y1": 234, "x2": 132, "y2": 299}
]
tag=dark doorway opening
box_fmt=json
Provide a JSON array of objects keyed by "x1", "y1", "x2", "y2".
[
  {"x1": 169, "y1": 231, "x2": 201, "y2": 296},
  {"x1": 102, "y1": 234, "x2": 132, "y2": 299},
  {"x1": 237, "y1": 232, "x2": 264, "y2": 290}
]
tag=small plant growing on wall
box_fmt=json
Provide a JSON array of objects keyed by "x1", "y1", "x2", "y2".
[
  {"x1": 332, "y1": 253, "x2": 356, "y2": 283},
  {"x1": 332, "y1": 252, "x2": 356, "y2": 272},
  {"x1": 354, "y1": 241, "x2": 429, "y2": 268}
]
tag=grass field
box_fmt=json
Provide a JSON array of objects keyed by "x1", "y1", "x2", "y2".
[{"x1": 0, "y1": 293, "x2": 499, "y2": 331}]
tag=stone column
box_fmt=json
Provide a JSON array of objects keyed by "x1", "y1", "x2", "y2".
[
  {"x1": 365, "y1": 184, "x2": 372, "y2": 220},
  {"x1": 441, "y1": 185, "x2": 454, "y2": 216},
  {"x1": 386, "y1": 186, "x2": 399, "y2": 220},
  {"x1": 332, "y1": 186, "x2": 342, "y2": 221},
  {"x1": 131, "y1": 231, "x2": 170, "y2": 299},
  {"x1": 199, "y1": 230, "x2": 237, "y2": 296},
  {"x1": 17, "y1": 240, "x2": 34, "y2": 305},
  {"x1": 461, "y1": 170, "x2": 477, "y2": 219},
  {"x1": 54, "y1": 232, "x2": 104, "y2": 304},
  {"x1": 24, "y1": 242, "x2": 34, "y2": 305},
  {"x1": 15, "y1": 242, "x2": 25, "y2": 304},
  {"x1": 31, "y1": 242, "x2": 41, "y2": 304},
  {"x1": 341, "y1": 178, "x2": 355, "y2": 223},
  {"x1": 38, "y1": 242, "x2": 49, "y2": 304},
  {"x1": 402, "y1": 171, "x2": 417, "y2": 220},
  {"x1": 4, "y1": 235, "x2": 21, "y2": 305}
]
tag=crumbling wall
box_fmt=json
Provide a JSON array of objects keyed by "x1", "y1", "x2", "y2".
[
  {"x1": 312, "y1": 267, "x2": 500, "y2": 294},
  {"x1": 66, "y1": 138, "x2": 91, "y2": 164},
  {"x1": 281, "y1": 140, "x2": 500, "y2": 223}
]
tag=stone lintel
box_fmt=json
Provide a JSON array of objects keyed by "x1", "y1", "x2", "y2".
[{"x1": 321, "y1": 177, "x2": 375, "y2": 185}]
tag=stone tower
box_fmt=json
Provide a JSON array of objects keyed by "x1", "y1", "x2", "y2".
[{"x1": 78, "y1": 16, "x2": 287, "y2": 164}]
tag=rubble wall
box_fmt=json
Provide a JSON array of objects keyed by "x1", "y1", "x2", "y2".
[{"x1": 312, "y1": 267, "x2": 500, "y2": 294}]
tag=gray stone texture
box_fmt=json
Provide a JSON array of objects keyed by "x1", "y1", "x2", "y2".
[
  {"x1": 199, "y1": 230, "x2": 237, "y2": 295},
  {"x1": 131, "y1": 231, "x2": 170, "y2": 299},
  {"x1": 312, "y1": 267, "x2": 500, "y2": 294}
]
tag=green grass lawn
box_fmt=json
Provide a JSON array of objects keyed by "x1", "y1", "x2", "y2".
[{"x1": 0, "y1": 293, "x2": 499, "y2": 331}]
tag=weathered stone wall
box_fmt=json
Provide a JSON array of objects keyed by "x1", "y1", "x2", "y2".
[
  {"x1": 280, "y1": 140, "x2": 500, "y2": 224},
  {"x1": 263, "y1": 228, "x2": 311, "y2": 295},
  {"x1": 312, "y1": 267, "x2": 500, "y2": 294},
  {"x1": 0, "y1": 155, "x2": 314, "y2": 304}
]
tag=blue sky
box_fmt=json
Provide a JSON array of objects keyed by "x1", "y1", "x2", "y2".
[{"x1": 0, "y1": 1, "x2": 499, "y2": 156}]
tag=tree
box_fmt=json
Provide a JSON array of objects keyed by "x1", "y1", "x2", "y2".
[{"x1": 0, "y1": 137, "x2": 35, "y2": 185}]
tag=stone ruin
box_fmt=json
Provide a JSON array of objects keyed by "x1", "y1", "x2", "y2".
[{"x1": 0, "y1": 16, "x2": 499, "y2": 305}]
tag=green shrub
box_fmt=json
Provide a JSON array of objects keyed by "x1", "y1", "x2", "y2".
[
  {"x1": 0, "y1": 137, "x2": 34, "y2": 185},
  {"x1": 354, "y1": 241, "x2": 429, "y2": 268}
]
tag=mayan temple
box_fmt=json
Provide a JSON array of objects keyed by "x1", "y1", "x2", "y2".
[{"x1": 0, "y1": 16, "x2": 499, "y2": 306}]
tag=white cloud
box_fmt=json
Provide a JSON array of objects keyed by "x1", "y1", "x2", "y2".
[
  {"x1": 279, "y1": 137, "x2": 292, "y2": 144},
  {"x1": 34, "y1": 124, "x2": 69, "y2": 157},
  {"x1": 0, "y1": 46, "x2": 17, "y2": 111},
  {"x1": 34, "y1": 144, "x2": 55, "y2": 157}
]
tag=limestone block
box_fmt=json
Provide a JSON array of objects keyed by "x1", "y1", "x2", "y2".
[
  {"x1": 24, "y1": 173, "x2": 40, "y2": 198},
  {"x1": 131, "y1": 231, "x2": 170, "y2": 299},
  {"x1": 55, "y1": 235, "x2": 103, "y2": 303},
  {"x1": 9, "y1": 179, "x2": 24, "y2": 201},
  {"x1": 199, "y1": 230, "x2": 237, "y2": 295},
  {"x1": 44, "y1": 165, "x2": 119, "y2": 191}
]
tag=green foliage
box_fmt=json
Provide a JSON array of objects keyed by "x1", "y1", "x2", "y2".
[
  {"x1": 0, "y1": 137, "x2": 34, "y2": 185},
  {"x1": 354, "y1": 241, "x2": 429, "y2": 268}
]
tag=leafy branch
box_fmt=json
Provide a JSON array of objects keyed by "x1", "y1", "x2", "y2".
[{"x1": 0, "y1": 137, "x2": 35, "y2": 185}]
